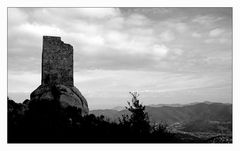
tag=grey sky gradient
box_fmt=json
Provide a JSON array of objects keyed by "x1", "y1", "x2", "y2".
[{"x1": 8, "y1": 8, "x2": 232, "y2": 109}]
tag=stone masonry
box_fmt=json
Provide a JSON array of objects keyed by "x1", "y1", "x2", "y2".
[{"x1": 42, "y1": 36, "x2": 73, "y2": 86}]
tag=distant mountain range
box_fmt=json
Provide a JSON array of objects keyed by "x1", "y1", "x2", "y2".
[{"x1": 90, "y1": 102, "x2": 232, "y2": 134}]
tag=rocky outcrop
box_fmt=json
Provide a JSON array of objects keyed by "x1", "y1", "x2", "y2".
[{"x1": 30, "y1": 84, "x2": 89, "y2": 115}]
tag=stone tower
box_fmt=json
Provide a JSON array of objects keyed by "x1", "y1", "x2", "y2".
[
  {"x1": 42, "y1": 36, "x2": 73, "y2": 86},
  {"x1": 30, "y1": 36, "x2": 89, "y2": 115}
]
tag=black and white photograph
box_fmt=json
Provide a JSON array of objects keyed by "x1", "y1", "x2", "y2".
[{"x1": 6, "y1": 7, "x2": 233, "y2": 143}]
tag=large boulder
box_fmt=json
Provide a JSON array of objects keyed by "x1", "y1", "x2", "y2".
[{"x1": 30, "y1": 84, "x2": 89, "y2": 115}]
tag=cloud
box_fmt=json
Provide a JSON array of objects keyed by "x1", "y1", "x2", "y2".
[
  {"x1": 105, "y1": 30, "x2": 128, "y2": 44},
  {"x1": 126, "y1": 14, "x2": 150, "y2": 26},
  {"x1": 175, "y1": 22, "x2": 188, "y2": 33},
  {"x1": 192, "y1": 15, "x2": 222, "y2": 26},
  {"x1": 159, "y1": 30, "x2": 175, "y2": 42},
  {"x1": 209, "y1": 28, "x2": 225, "y2": 37},
  {"x1": 72, "y1": 8, "x2": 121, "y2": 19},
  {"x1": 204, "y1": 38, "x2": 230, "y2": 44},
  {"x1": 7, "y1": 8, "x2": 232, "y2": 107},
  {"x1": 172, "y1": 48, "x2": 183, "y2": 55},
  {"x1": 21, "y1": 23, "x2": 63, "y2": 36},
  {"x1": 8, "y1": 8, "x2": 28, "y2": 26},
  {"x1": 152, "y1": 44, "x2": 169, "y2": 57},
  {"x1": 8, "y1": 8, "x2": 231, "y2": 73},
  {"x1": 8, "y1": 71, "x2": 40, "y2": 93},
  {"x1": 35, "y1": 8, "x2": 121, "y2": 20},
  {"x1": 192, "y1": 32, "x2": 202, "y2": 38}
]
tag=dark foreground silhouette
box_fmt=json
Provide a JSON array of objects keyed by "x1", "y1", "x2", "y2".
[{"x1": 8, "y1": 94, "x2": 231, "y2": 143}]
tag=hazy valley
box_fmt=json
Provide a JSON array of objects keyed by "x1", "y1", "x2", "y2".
[{"x1": 90, "y1": 102, "x2": 232, "y2": 141}]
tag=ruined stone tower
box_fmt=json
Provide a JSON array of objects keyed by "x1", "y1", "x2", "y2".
[
  {"x1": 42, "y1": 36, "x2": 73, "y2": 86},
  {"x1": 30, "y1": 36, "x2": 89, "y2": 115}
]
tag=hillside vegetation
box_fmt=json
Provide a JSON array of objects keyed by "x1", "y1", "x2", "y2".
[
  {"x1": 90, "y1": 102, "x2": 232, "y2": 135},
  {"x1": 8, "y1": 93, "x2": 232, "y2": 143}
]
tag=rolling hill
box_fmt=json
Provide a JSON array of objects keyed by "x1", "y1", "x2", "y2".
[{"x1": 90, "y1": 102, "x2": 232, "y2": 134}]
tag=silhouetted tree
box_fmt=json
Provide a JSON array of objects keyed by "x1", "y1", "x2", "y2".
[{"x1": 121, "y1": 92, "x2": 151, "y2": 136}]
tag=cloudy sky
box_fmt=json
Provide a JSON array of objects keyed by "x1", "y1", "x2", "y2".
[{"x1": 8, "y1": 8, "x2": 232, "y2": 109}]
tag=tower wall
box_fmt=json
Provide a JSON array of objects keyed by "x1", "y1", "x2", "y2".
[{"x1": 41, "y1": 36, "x2": 73, "y2": 86}]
